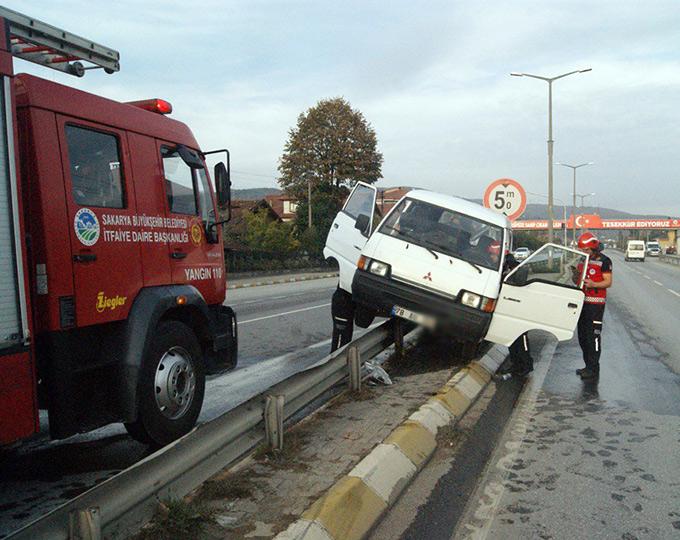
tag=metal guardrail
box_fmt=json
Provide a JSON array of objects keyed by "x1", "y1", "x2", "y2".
[
  {"x1": 8, "y1": 319, "x2": 408, "y2": 540},
  {"x1": 660, "y1": 254, "x2": 680, "y2": 266}
]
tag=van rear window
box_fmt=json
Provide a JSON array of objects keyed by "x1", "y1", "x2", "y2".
[{"x1": 65, "y1": 125, "x2": 125, "y2": 209}]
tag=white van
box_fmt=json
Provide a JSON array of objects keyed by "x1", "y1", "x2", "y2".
[
  {"x1": 625, "y1": 240, "x2": 646, "y2": 262},
  {"x1": 324, "y1": 183, "x2": 590, "y2": 347}
]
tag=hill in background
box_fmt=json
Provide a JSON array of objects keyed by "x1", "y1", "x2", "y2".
[
  {"x1": 233, "y1": 188, "x2": 282, "y2": 200},
  {"x1": 233, "y1": 186, "x2": 669, "y2": 220}
]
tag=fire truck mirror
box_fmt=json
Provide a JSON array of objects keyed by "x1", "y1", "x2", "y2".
[{"x1": 215, "y1": 162, "x2": 231, "y2": 219}]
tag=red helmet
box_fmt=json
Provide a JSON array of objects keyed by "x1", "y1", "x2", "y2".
[
  {"x1": 488, "y1": 240, "x2": 501, "y2": 255},
  {"x1": 578, "y1": 232, "x2": 600, "y2": 250}
]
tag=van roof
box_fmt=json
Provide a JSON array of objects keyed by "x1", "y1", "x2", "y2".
[
  {"x1": 14, "y1": 73, "x2": 199, "y2": 149},
  {"x1": 405, "y1": 189, "x2": 511, "y2": 228}
]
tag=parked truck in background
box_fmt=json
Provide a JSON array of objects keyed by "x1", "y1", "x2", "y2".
[{"x1": 0, "y1": 7, "x2": 237, "y2": 448}]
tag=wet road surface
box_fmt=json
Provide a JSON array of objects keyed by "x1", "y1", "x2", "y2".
[
  {"x1": 0, "y1": 277, "x2": 351, "y2": 537},
  {"x1": 373, "y1": 251, "x2": 680, "y2": 540}
]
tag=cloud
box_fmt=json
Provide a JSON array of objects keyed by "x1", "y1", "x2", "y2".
[{"x1": 5, "y1": 0, "x2": 680, "y2": 214}]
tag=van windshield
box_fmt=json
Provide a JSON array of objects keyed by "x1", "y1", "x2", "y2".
[{"x1": 378, "y1": 198, "x2": 504, "y2": 270}]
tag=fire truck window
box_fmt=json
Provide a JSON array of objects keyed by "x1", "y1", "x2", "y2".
[
  {"x1": 162, "y1": 150, "x2": 197, "y2": 215},
  {"x1": 196, "y1": 168, "x2": 215, "y2": 223},
  {"x1": 66, "y1": 125, "x2": 124, "y2": 208}
]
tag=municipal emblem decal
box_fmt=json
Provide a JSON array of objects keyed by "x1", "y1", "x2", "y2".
[
  {"x1": 589, "y1": 268, "x2": 596, "y2": 276},
  {"x1": 423, "y1": 272, "x2": 432, "y2": 281},
  {"x1": 190, "y1": 221, "x2": 203, "y2": 246},
  {"x1": 74, "y1": 208, "x2": 100, "y2": 246}
]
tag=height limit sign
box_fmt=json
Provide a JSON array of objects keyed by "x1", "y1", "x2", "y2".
[{"x1": 483, "y1": 178, "x2": 527, "y2": 221}]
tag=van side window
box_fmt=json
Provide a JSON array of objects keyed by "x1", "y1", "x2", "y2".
[
  {"x1": 66, "y1": 125, "x2": 125, "y2": 208},
  {"x1": 162, "y1": 148, "x2": 197, "y2": 215}
]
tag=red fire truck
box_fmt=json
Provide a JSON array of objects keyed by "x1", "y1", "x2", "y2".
[{"x1": 0, "y1": 8, "x2": 237, "y2": 447}]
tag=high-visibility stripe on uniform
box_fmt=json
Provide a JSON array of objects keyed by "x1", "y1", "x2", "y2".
[{"x1": 585, "y1": 297, "x2": 606, "y2": 304}]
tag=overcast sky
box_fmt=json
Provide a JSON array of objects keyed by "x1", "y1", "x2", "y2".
[{"x1": 8, "y1": 0, "x2": 680, "y2": 215}]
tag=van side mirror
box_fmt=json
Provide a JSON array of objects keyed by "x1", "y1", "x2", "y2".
[
  {"x1": 354, "y1": 214, "x2": 370, "y2": 237},
  {"x1": 215, "y1": 162, "x2": 231, "y2": 221}
]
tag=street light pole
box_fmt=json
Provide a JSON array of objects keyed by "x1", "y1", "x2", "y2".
[
  {"x1": 574, "y1": 192, "x2": 596, "y2": 207},
  {"x1": 511, "y1": 68, "x2": 591, "y2": 246},
  {"x1": 558, "y1": 162, "x2": 593, "y2": 244}
]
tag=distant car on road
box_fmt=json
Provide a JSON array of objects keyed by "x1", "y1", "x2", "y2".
[
  {"x1": 625, "y1": 240, "x2": 646, "y2": 262},
  {"x1": 513, "y1": 247, "x2": 531, "y2": 261},
  {"x1": 666, "y1": 245, "x2": 677, "y2": 255},
  {"x1": 646, "y1": 241, "x2": 661, "y2": 257}
]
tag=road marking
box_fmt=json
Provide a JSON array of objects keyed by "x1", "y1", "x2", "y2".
[
  {"x1": 669, "y1": 289, "x2": 680, "y2": 298},
  {"x1": 643, "y1": 275, "x2": 651, "y2": 280},
  {"x1": 653, "y1": 280, "x2": 664, "y2": 286},
  {"x1": 238, "y1": 303, "x2": 331, "y2": 325},
  {"x1": 457, "y1": 339, "x2": 559, "y2": 539}
]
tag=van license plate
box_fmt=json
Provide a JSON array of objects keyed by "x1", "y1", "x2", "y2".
[{"x1": 391, "y1": 305, "x2": 436, "y2": 329}]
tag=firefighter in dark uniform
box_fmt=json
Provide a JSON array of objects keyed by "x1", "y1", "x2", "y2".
[
  {"x1": 574, "y1": 232, "x2": 613, "y2": 380},
  {"x1": 491, "y1": 242, "x2": 534, "y2": 377}
]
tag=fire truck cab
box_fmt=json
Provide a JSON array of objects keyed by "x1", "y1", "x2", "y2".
[{"x1": 0, "y1": 8, "x2": 237, "y2": 447}]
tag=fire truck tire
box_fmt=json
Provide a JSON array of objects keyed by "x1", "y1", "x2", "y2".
[{"x1": 124, "y1": 321, "x2": 205, "y2": 446}]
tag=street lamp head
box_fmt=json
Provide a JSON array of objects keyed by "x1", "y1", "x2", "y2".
[
  {"x1": 510, "y1": 72, "x2": 523, "y2": 77},
  {"x1": 579, "y1": 68, "x2": 593, "y2": 73}
]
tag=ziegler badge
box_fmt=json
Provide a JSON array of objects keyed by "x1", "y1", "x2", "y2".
[
  {"x1": 74, "y1": 208, "x2": 100, "y2": 246},
  {"x1": 96, "y1": 291, "x2": 127, "y2": 313},
  {"x1": 190, "y1": 222, "x2": 203, "y2": 246}
]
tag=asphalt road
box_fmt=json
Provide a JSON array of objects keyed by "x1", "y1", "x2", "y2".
[
  {"x1": 0, "y1": 276, "x2": 348, "y2": 538},
  {"x1": 372, "y1": 252, "x2": 680, "y2": 540}
]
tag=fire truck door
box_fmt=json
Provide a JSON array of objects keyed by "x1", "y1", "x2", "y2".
[
  {"x1": 58, "y1": 117, "x2": 143, "y2": 327},
  {"x1": 158, "y1": 143, "x2": 224, "y2": 305}
]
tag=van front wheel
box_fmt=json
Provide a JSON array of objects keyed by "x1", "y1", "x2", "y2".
[{"x1": 125, "y1": 321, "x2": 205, "y2": 447}]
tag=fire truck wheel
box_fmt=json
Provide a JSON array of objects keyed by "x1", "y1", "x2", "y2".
[{"x1": 125, "y1": 321, "x2": 205, "y2": 446}]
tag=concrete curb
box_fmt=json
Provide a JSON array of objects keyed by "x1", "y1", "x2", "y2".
[
  {"x1": 227, "y1": 272, "x2": 339, "y2": 290},
  {"x1": 275, "y1": 344, "x2": 508, "y2": 540}
]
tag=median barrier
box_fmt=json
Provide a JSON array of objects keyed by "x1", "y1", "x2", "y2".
[
  {"x1": 660, "y1": 254, "x2": 680, "y2": 266},
  {"x1": 7, "y1": 319, "x2": 412, "y2": 540},
  {"x1": 276, "y1": 344, "x2": 507, "y2": 540}
]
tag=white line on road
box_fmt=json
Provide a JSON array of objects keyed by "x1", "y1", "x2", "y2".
[
  {"x1": 654, "y1": 280, "x2": 664, "y2": 286},
  {"x1": 668, "y1": 289, "x2": 680, "y2": 298},
  {"x1": 239, "y1": 303, "x2": 332, "y2": 325},
  {"x1": 643, "y1": 275, "x2": 651, "y2": 280}
]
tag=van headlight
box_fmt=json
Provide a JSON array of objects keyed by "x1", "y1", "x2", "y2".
[
  {"x1": 460, "y1": 291, "x2": 496, "y2": 312},
  {"x1": 369, "y1": 260, "x2": 390, "y2": 277},
  {"x1": 461, "y1": 291, "x2": 481, "y2": 308}
]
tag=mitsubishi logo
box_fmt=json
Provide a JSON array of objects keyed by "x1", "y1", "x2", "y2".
[{"x1": 423, "y1": 272, "x2": 432, "y2": 281}]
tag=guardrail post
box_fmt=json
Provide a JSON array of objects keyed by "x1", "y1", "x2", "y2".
[
  {"x1": 347, "y1": 346, "x2": 361, "y2": 391},
  {"x1": 69, "y1": 507, "x2": 101, "y2": 540},
  {"x1": 264, "y1": 394, "x2": 285, "y2": 451},
  {"x1": 394, "y1": 318, "x2": 404, "y2": 359}
]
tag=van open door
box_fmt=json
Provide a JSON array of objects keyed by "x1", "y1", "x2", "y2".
[
  {"x1": 323, "y1": 182, "x2": 377, "y2": 293},
  {"x1": 485, "y1": 244, "x2": 589, "y2": 346}
]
